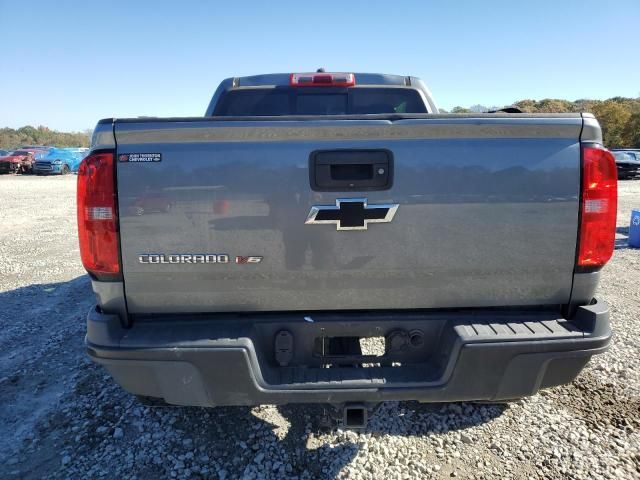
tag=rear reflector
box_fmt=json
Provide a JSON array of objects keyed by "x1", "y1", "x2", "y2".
[
  {"x1": 290, "y1": 72, "x2": 355, "y2": 87},
  {"x1": 577, "y1": 145, "x2": 617, "y2": 269},
  {"x1": 77, "y1": 151, "x2": 121, "y2": 280}
]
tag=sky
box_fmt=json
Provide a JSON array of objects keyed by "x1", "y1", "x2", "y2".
[{"x1": 0, "y1": 0, "x2": 639, "y2": 132}]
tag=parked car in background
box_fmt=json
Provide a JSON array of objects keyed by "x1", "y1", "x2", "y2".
[
  {"x1": 0, "y1": 149, "x2": 36, "y2": 174},
  {"x1": 0, "y1": 149, "x2": 9, "y2": 157},
  {"x1": 33, "y1": 147, "x2": 86, "y2": 175},
  {"x1": 611, "y1": 149, "x2": 640, "y2": 180}
]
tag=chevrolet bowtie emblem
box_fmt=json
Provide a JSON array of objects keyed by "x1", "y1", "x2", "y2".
[{"x1": 305, "y1": 198, "x2": 399, "y2": 231}]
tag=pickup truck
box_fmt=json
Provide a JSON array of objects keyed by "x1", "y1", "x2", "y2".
[{"x1": 80, "y1": 72, "x2": 616, "y2": 427}]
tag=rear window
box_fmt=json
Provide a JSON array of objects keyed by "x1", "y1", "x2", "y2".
[
  {"x1": 213, "y1": 88, "x2": 428, "y2": 116},
  {"x1": 297, "y1": 94, "x2": 348, "y2": 115}
]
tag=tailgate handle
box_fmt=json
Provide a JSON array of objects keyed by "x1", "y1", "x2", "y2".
[{"x1": 309, "y1": 149, "x2": 393, "y2": 191}]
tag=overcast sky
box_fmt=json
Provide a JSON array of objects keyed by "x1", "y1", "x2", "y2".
[{"x1": 1, "y1": 0, "x2": 638, "y2": 131}]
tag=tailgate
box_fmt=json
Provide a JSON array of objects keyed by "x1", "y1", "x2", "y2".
[{"x1": 114, "y1": 116, "x2": 583, "y2": 314}]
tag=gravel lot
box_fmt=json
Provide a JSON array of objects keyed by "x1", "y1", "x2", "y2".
[{"x1": 0, "y1": 175, "x2": 638, "y2": 480}]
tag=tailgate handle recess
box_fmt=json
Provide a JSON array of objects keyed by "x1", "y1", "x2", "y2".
[{"x1": 310, "y1": 149, "x2": 393, "y2": 191}]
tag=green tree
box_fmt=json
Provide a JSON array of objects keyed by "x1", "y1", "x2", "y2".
[
  {"x1": 513, "y1": 99, "x2": 537, "y2": 112},
  {"x1": 513, "y1": 99, "x2": 573, "y2": 113},
  {"x1": 0, "y1": 126, "x2": 91, "y2": 150},
  {"x1": 469, "y1": 104, "x2": 488, "y2": 113},
  {"x1": 622, "y1": 112, "x2": 640, "y2": 148},
  {"x1": 591, "y1": 102, "x2": 632, "y2": 148}
]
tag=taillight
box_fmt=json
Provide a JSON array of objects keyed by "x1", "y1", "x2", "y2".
[
  {"x1": 290, "y1": 72, "x2": 356, "y2": 87},
  {"x1": 77, "y1": 150, "x2": 121, "y2": 280},
  {"x1": 577, "y1": 145, "x2": 617, "y2": 270}
]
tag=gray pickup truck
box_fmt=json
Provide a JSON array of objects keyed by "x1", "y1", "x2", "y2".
[{"x1": 80, "y1": 72, "x2": 617, "y2": 427}]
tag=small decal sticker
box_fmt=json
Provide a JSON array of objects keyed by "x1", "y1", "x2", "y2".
[{"x1": 119, "y1": 153, "x2": 162, "y2": 163}]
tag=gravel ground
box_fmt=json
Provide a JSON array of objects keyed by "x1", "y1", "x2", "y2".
[{"x1": 0, "y1": 174, "x2": 638, "y2": 480}]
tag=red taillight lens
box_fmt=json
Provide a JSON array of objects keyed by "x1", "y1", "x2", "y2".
[
  {"x1": 77, "y1": 151, "x2": 121, "y2": 279},
  {"x1": 289, "y1": 72, "x2": 356, "y2": 87},
  {"x1": 577, "y1": 146, "x2": 617, "y2": 269}
]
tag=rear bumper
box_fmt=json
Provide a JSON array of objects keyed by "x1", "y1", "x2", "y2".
[{"x1": 86, "y1": 301, "x2": 611, "y2": 407}]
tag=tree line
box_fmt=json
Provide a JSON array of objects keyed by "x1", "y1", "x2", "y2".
[
  {"x1": 0, "y1": 126, "x2": 91, "y2": 150},
  {"x1": 444, "y1": 97, "x2": 640, "y2": 148},
  {"x1": 2, "y1": 97, "x2": 639, "y2": 150}
]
